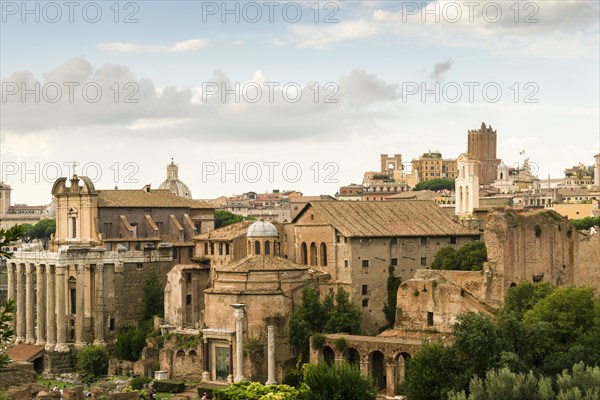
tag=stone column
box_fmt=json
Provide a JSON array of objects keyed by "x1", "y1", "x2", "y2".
[
  {"x1": 75, "y1": 264, "x2": 86, "y2": 347},
  {"x1": 228, "y1": 340, "x2": 234, "y2": 384},
  {"x1": 201, "y1": 337, "x2": 210, "y2": 381},
  {"x1": 93, "y1": 264, "x2": 105, "y2": 345},
  {"x1": 25, "y1": 264, "x2": 35, "y2": 344},
  {"x1": 7, "y1": 263, "x2": 16, "y2": 329},
  {"x1": 16, "y1": 264, "x2": 25, "y2": 343},
  {"x1": 35, "y1": 265, "x2": 46, "y2": 346},
  {"x1": 55, "y1": 265, "x2": 69, "y2": 352},
  {"x1": 46, "y1": 265, "x2": 56, "y2": 351},
  {"x1": 231, "y1": 304, "x2": 246, "y2": 383},
  {"x1": 266, "y1": 325, "x2": 277, "y2": 385}
]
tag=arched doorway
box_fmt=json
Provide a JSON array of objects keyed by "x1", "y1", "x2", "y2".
[
  {"x1": 343, "y1": 348, "x2": 360, "y2": 368},
  {"x1": 322, "y1": 346, "x2": 335, "y2": 366},
  {"x1": 394, "y1": 352, "x2": 411, "y2": 394},
  {"x1": 369, "y1": 351, "x2": 386, "y2": 391},
  {"x1": 320, "y1": 243, "x2": 327, "y2": 266}
]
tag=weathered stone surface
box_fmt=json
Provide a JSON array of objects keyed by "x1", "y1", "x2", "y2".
[
  {"x1": 45, "y1": 349, "x2": 77, "y2": 373},
  {"x1": 0, "y1": 361, "x2": 36, "y2": 389}
]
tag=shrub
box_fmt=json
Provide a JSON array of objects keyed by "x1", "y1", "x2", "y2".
[
  {"x1": 213, "y1": 381, "x2": 305, "y2": 400},
  {"x1": 115, "y1": 325, "x2": 147, "y2": 362},
  {"x1": 76, "y1": 345, "x2": 109, "y2": 384},
  {"x1": 153, "y1": 380, "x2": 185, "y2": 393},
  {"x1": 312, "y1": 334, "x2": 326, "y2": 350},
  {"x1": 197, "y1": 387, "x2": 215, "y2": 399},
  {"x1": 334, "y1": 337, "x2": 347, "y2": 352},
  {"x1": 302, "y1": 362, "x2": 377, "y2": 400},
  {"x1": 131, "y1": 376, "x2": 152, "y2": 390}
]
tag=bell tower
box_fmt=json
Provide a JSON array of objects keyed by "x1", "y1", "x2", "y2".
[{"x1": 455, "y1": 153, "x2": 480, "y2": 218}]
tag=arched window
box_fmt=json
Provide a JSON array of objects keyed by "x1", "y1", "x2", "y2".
[
  {"x1": 300, "y1": 242, "x2": 308, "y2": 265},
  {"x1": 465, "y1": 186, "x2": 470, "y2": 212},
  {"x1": 264, "y1": 240, "x2": 271, "y2": 255},
  {"x1": 309, "y1": 243, "x2": 317, "y2": 266},
  {"x1": 254, "y1": 240, "x2": 261, "y2": 255},
  {"x1": 320, "y1": 243, "x2": 327, "y2": 266},
  {"x1": 459, "y1": 186, "x2": 464, "y2": 212}
]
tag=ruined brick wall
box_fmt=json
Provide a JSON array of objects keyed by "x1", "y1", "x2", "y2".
[
  {"x1": 484, "y1": 210, "x2": 577, "y2": 292},
  {"x1": 44, "y1": 349, "x2": 77, "y2": 374},
  {"x1": 0, "y1": 362, "x2": 35, "y2": 389},
  {"x1": 575, "y1": 232, "x2": 600, "y2": 294}
]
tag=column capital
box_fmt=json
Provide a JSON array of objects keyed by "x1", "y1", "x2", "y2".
[
  {"x1": 96, "y1": 263, "x2": 104, "y2": 273},
  {"x1": 114, "y1": 262, "x2": 124, "y2": 273},
  {"x1": 77, "y1": 263, "x2": 85, "y2": 274}
]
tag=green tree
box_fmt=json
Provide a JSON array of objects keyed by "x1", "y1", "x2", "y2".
[
  {"x1": 523, "y1": 286, "x2": 595, "y2": 351},
  {"x1": 302, "y1": 362, "x2": 377, "y2": 400},
  {"x1": 431, "y1": 241, "x2": 487, "y2": 271},
  {"x1": 76, "y1": 345, "x2": 109, "y2": 384},
  {"x1": 502, "y1": 282, "x2": 554, "y2": 320},
  {"x1": 115, "y1": 325, "x2": 146, "y2": 362},
  {"x1": 404, "y1": 342, "x2": 458, "y2": 400},
  {"x1": 214, "y1": 210, "x2": 255, "y2": 229},
  {"x1": 289, "y1": 288, "x2": 328, "y2": 361},
  {"x1": 19, "y1": 224, "x2": 35, "y2": 243},
  {"x1": 413, "y1": 179, "x2": 455, "y2": 192},
  {"x1": 142, "y1": 272, "x2": 164, "y2": 320},
  {"x1": 452, "y1": 313, "x2": 500, "y2": 381},
  {"x1": 570, "y1": 216, "x2": 600, "y2": 231},
  {"x1": 324, "y1": 288, "x2": 361, "y2": 335},
  {"x1": 29, "y1": 219, "x2": 56, "y2": 245},
  {"x1": 431, "y1": 246, "x2": 457, "y2": 270}
]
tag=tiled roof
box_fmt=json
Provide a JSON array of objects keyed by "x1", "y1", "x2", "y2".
[
  {"x1": 298, "y1": 200, "x2": 477, "y2": 237},
  {"x1": 195, "y1": 220, "x2": 254, "y2": 241},
  {"x1": 97, "y1": 189, "x2": 214, "y2": 209},
  {"x1": 222, "y1": 255, "x2": 308, "y2": 272},
  {"x1": 6, "y1": 344, "x2": 44, "y2": 362}
]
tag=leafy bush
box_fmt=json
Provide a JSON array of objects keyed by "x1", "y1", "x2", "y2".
[
  {"x1": 334, "y1": 337, "x2": 347, "y2": 352},
  {"x1": 431, "y1": 241, "x2": 487, "y2": 271},
  {"x1": 131, "y1": 376, "x2": 152, "y2": 390},
  {"x1": 570, "y1": 216, "x2": 600, "y2": 231},
  {"x1": 213, "y1": 381, "x2": 306, "y2": 400},
  {"x1": 302, "y1": 362, "x2": 377, "y2": 400},
  {"x1": 311, "y1": 334, "x2": 326, "y2": 350},
  {"x1": 142, "y1": 273, "x2": 164, "y2": 320},
  {"x1": 115, "y1": 325, "x2": 147, "y2": 362},
  {"x1": 76, "y1": 345, "x2": 109, "y2": 384},
  {"x1": 153, "y1": 380, "x2": 185, "y2": 393}
]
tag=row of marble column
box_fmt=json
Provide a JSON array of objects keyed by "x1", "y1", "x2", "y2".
[{"x1": 6, "y1": 262, "x2": 105, "y2": 352}]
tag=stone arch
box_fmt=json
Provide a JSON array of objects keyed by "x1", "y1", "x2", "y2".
[
  {"x1": 320, "y1": 242, "x2": 327, "y2": 266},
  {"x1": 188, "y1": 350, "x2": 197, "y2": 358},
  {"x1": 394, "y1": 352, "x2": 411, "y2": 393},
  {"x1": 309, "y1": 242, "x2": 317, "y2": 266},
  {"x1": 300, "y1": 242, "x2": 308, "y2": 265},
  {"x1": 369, "y1": 350, "x2": 386, "y2": 390},
  {"x1": 176, "y1": 349, "x2": 185, "y2": 358},
  {"x1": 322, "y1": 346, "x2": 335, "y2": 366},
  {"x1": 343, "y1": 348, "x2": 360, "y2": 367}
]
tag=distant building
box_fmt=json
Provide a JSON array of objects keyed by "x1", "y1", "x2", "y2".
[
  {"x1": 455, "y1": 153, "x2": 480, "y2": 218},
  {"x1": 564, "y1": 163, "x2": 595, "y2": 188},
  {"x1": 467, "y1": 122, "x2": 501, "y2": 185},
  {"x1": 410, "y1": 151, "x2": 458, "y2": 183},
  {"x1": 0, "y1": 181, "x2": 53, "y2": 229}
]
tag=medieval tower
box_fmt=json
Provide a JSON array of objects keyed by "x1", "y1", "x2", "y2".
[{"x1": 467, "y1": 122, "x2": 501, "y2": 185}]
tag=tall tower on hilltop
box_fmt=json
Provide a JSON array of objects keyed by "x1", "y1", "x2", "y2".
[{"x1": 467, "y1": 122, "x2": 501, "y2": 185}]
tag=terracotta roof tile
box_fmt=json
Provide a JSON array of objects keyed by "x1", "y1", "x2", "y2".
[
  {"x1": 301, "y1": 200, "x2": 476, "y2": 237},
  {"x1": 97, "y1": 189, "x2": 214, "y2": 209},
  {"x1": 6, "y1": 344, "x2": 44, "y2": 362},
  {"x1": 196, "y1": 220, "x2": 254, "y2": 241},
  {"x1": 220, "y1": 255, "x2": 307, "y2": 272}
]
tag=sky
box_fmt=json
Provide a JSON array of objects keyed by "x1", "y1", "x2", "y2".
[{"x1": 1, "y1": 0, "x2": 599, "y2": 205}]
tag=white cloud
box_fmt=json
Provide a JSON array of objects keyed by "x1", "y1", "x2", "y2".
[
  {"x1": 97, "y1": 39, "x2": 209, "y2": 53},
  {"x1": 430, "y1": 58, "x2": 454, "y2": 82}
]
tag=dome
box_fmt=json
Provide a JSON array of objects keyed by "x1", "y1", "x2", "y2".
[
  {"x1": 158, "y1": 159, "x2": 192, "y2": 199},
  {"x1": 247, "y1": 220, "x2": 278, "y2": 237}
]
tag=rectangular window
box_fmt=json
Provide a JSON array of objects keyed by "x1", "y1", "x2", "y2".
[
  {"x1": 186, "y1": 272, "x2": 192, "y2": 283},
  {"x1": 225, "y1": 243, "x2": 230, "y2": 255},
  {"x1": 189, "y1": 248, "x2": 193, "y2": 258},
  {"x1": 420, "y1": 237, "x2": 428, "y2": 246},
  {"x1": 219, "y1": 243, "x2": 223, "y2": 255},
  {"x1": 362, "y1": 299, "x2": 369, "y2": 308},
  {"x1": 391, "y1": 238, "x2": 398, "y2": 246},
  {"x1": 450, "y1": 236, "x2": 457, "y2": 245},
  {"x1": 186, "y1": 295, "x2": 192, "y2": 305},
  {"x1": 136, "y1": 263, "x2": 143, "y2": 271},
  {"x1": 344, "y1": 260, "x2": 349, "y2": 268},
  {"x1": 427, "y1": 312, "x2": 434, "y2": 327},
  {"x1": 391, "y1": 258, "x2": 398, "y2": 266},
  {"x1": 204, "y1": 242, "x2": 208, "y2": 254},
  {"x1": 362, "y1": 260, "x2": 369, "y2": 269},
  {"x1": 421, "y1": 257, "x2": 427, "y2": 266},
  {"x1": 362, "y1": 285, "x2": 368, "y2": 295},
  {"x1": 336, "y1": 235, "x2": 341, "y2": 243},
  {"x1": 109, "y1": 318, "x2": 115, "y2": 332}
]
